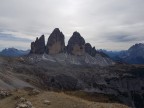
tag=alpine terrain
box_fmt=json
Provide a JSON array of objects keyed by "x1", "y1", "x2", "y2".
[{"x1": 0, "y1": 28, "x2": 144, "y2": 108}]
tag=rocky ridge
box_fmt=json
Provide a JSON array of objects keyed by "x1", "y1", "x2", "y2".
[
  {"x1": 0, "y1": 48, "x2": 29, "y2": 57},
  {"x1": 30, "y1": 35, "x2": 45, "y2": 54},
  {"x1": 101, "y1": 43, "x2": 144, "y2": 64},
  {"x1": 30, "y1": 28, "x2": 113, "y2": 66},
  {"x1": 30, "y1": 28, "x2": 99, "y2": 56}
]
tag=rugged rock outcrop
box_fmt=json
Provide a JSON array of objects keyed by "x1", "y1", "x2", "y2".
[
  {"x1": 0, "y1": 89, "x2": 12, "y2": 99},
  {"x1": 28, "y1": 89, "x2": 40, "y2": 96},
  {"x1": 30, "y1": 35, "x2": 45, "y2": 54},
  {"x1": 29, "y1": 28, "x2": 110, "y2": 62},
  {"x1": 85, "y1": 43, "x2": 97, "y2": 57},
  {"x1": 67, "y1": 32, "x2": 85, "y2": 56},
  {"x1": 91, "y1": 47, "x2": 97, "y2": 57},
  {"x1": 85, "y1": 43, "x2": 92, "y2": 55},
  {"x1": 46, "y1": 28, "x2": 65, "y2": 54},
  {"x1": 16, "y1": 97, "x2": 34, "y2": 108},
  {"x1": 43, "y1": 100, "x2": 51, "y2": 105},
  {"x1": 46, "y1": 74, "x2": 78, "y2": 90}
]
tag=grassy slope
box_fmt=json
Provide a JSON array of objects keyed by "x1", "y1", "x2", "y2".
[{"x1": 0, "y1": 89, "x2": 130, "y2": 108}]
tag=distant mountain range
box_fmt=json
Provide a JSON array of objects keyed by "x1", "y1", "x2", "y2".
[
  {"x1": 0, "y1": 48, "x2": 30, "y2": 57},
  {"x1": 100, "y1": 43, "x2": 144, "y2": 64},
  {"x1": 0, "y1": 28, "x2": 144, "y2": 108},
  {"x1": 1, "y1": 43, "x2": 144, "y2": 64},
  {"x1": 0, "y1": 42, "x2": 144, "y2": 64}
]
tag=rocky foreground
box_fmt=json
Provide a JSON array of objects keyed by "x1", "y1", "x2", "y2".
[
  {"x1": 0, "y1": 56, "x2": 144, "y2": 108},
  {"x1": 0, "y1": 28, "x2": 144, "y2": 108},
  {"x1": 0, "y1": 88, "x2": 129, "y2": 108}
]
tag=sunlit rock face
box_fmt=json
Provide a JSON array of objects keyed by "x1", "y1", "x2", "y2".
[
  {"x1": 30, "y1": 35, "x2": 45, "y2": 54},
  {"x1": 46, "y1": 28, "x2": 65, "y2": 54},
  {"x1": 67, "y1": 32, "x2": 85, "y2": 56}
]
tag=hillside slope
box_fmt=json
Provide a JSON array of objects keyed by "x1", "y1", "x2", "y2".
[{"x1": 0, "y1": 89, "x2": 130, "y2": 108}]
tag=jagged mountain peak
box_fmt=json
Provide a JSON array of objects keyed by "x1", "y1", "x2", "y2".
[
  {"x1": 48, "y1": 28, "x2": 64, "y2": 40},
  {"x1": 0, "y1": 48, "x2": 29, "y2": 57},
  {"x1": 128, "y1": 43, "x2": 144, "y2": 51},
  {"x1": 46, "y1": 28, "x2": 65, "y2": 54},
  {"x1": 69, "y1": 31, "x2": 85, "y2": 44},
  {"x1": 29, "y1": 28, "x2": 113, "y2": 66},
  {"x1": 2, "y1": 48, "x2": 18, "y2": 52},
  {"x1": 100, "y1": 43, "x2": 144, "y2": 64},
  {"x1": 31, "y1": 34, "x2": 45, "y2": 54},
  {"x1": 53, "y1": 28, "x2": 61, "y2": 33},
  {"x1": 73, "y1": 31, "x2": 81, "y2": 36},
  {"x1": 127, "y1": 43, "x2": 144, "y2": 54},
  {"x1": 67, "y1": 31, "x2": 85, "y2": 55}
]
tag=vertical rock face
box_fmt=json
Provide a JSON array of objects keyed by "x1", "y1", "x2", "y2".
[
  {"x1": 85, "y1": 43, "x2": 92, "y2": 55},
  {"x1": 85, "y1": 43, "x2": 97, "y2": 57},
  {"x1": 91, "y1": 47, "x2": 97, "y2": 57},
  {"x1": 67, "y1": 32, "x2": 85, "y2": 56},
  {"x1": 30, "y1": 35, "x2": 45, "y2": 54},
  {"x1": 46, "y1": 28, "x2": 65, "y2": 54},
  {"x1": 29, "y1": 28, "x2": 101, "y2": 57}
]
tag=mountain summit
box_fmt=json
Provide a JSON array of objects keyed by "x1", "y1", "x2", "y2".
[
  {"x1": 102, "y1": 43, "x2": 144, "y2": 64},
  {"x1": 125, "y1": 43, "x2": 144, "y2": 64},
  {"x1": 30, "y1": 35, "x2": 45, "y2": 54},
  {"x1": 0, "y1": 48, "x2": 29, "y2": 57},
  {"x1": 67, "y1": 31, "x2": 85, "y2": 56},
  {"x1": 29, "y1": 28, "x2": 114, "y2": 66},
  {"x1": 46, "y1": 28, "x2": 65, "y2": 54}
]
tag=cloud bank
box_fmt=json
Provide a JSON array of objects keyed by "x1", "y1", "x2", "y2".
[{"x1": 0, "y1": 0, "x2": 144, "y2": 50}]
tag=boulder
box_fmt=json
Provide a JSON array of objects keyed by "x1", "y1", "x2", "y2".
[
  {"x1": 43, "y1": 100, "x2": 51, "y2": 105},
  {"x1": 19, "y1": 97, "x2": 27, "y2": 103},
  {"x1": 30, "y1": 35, "x2": 45, "y2": 54},
  {"x1": 16, "y1": 103, "x2": 28, "y2": 108},
  {"x1": 28, "y1": 88, "x2": 40, "y2": 96},
  {"x1": 0, "y1": 89, "x2": 12, "y2": 99},
  {"x1": 46, "y1": 28, "x2": 65, "y2": 54},
  {"x1": 16, "y1": 97, "x2": 34, "y2": 108},
  {"x1": 67, "y1": 32, "x2": 85, "y2": 56}
]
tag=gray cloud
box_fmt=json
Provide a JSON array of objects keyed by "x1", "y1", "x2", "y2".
[
  {"x1": 0, "y1": 33, "x2": 32, "y2": 42},
  {"x1": 104, "y1": 34, "x2": 138, "y2": 42},
  {"x1": 0, "y1": 0, "x2": 144, "y2": 50}
]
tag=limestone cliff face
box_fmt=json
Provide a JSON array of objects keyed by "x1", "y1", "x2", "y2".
[
  {"x1": 29, "y1": 28, "x2": 110, "y2": 61},
  {"x1": 30, "y1": 35, "x2": 45, "y2": 54},
  {"x1": 85, "y1": 43, "x2": 92, "y2": 55},
  {"x1": 46, "y1": 28, "x2": 65, "y2": 54},
  {"x1": 67, "y1": 32, "x2": 85, "y2": 56}
]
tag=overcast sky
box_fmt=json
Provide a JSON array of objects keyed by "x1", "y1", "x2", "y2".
[{"x1": 0, "y1": 0, "x2": 144, "y2": 51}]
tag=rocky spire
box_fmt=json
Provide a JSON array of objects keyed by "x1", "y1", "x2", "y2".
[
  {"x1": 29, "y1": 28, "x2": 99, "y2": 57},
  {"x1": 91, "y1": 47, "x2": 97, "y2": 57},
  {"x1": 30, "y1": 35, "x2": 45, "y2": 54},
  {"x1": 67, "y1": 32, "x2": 85, "y2": 56},
  {"x1": 46, "y1": 28, "x2": 65, "y2": 54},
  {"x1": 85, "y1": 43, "x2": 98, "y2": 57},
  {"x1": 85, "y1": 43, "x2": 92, "y2": 55}
]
